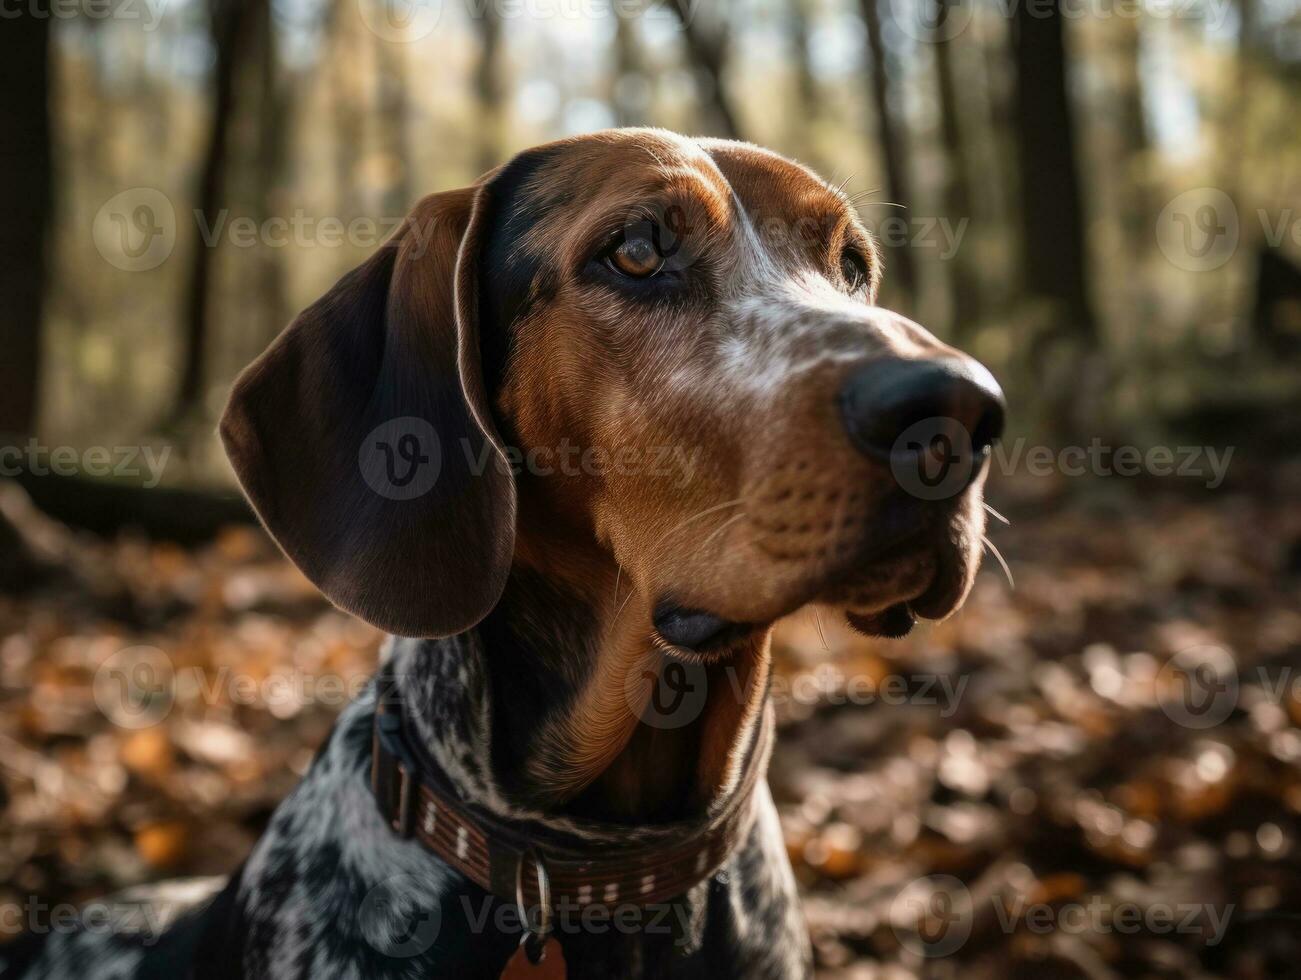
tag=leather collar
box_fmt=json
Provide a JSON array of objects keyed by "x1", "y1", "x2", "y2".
[{"x1": 369, "y1": 668, "x2": 769, "y2": 914}]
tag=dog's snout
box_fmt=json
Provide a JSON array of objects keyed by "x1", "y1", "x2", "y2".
[{"x1": 839, "y1": 356, "x2": 1006, "y2": 466}]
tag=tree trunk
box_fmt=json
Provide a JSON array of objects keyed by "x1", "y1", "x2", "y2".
[
  {"x1": 327, "y1": 0, "x2": 363, "y2": 223},
  {"x1": 859, "y1": 0, "x2": 917, "y2": 303},
  {"x1": 669, "y1": 0, "x2": 740, "y2": 139},
  {"x1": 933, "y1": 1, "x2": 979, "y2": 331},
  {"x1": 0, "y1": 0, "x2": 51, "y2": 439},
  {"x1": 175, "y1": 0, "x2": 262, "y2": 421},
  {"x1": 785, "y1": 0, "x2": 825, "y2": 167},
  {"x1": 1114, "y1": 18, "x2": 1151, "y2": 254},
  {"x1": 473, "y1": 4, "x2": 503, "y2": 176},
  {"x1": 373, "y1": 30, "x2": 412, "y2": 215},
  {"x1": 1010, "y1": 0, "x2": 1096, "y2": 339},
  {"x1": 254, "y1": 0, "x2": 287, "y2": 340},
  {"x1": 610, "y1": 14, "x2": 647, "y2": 127}
]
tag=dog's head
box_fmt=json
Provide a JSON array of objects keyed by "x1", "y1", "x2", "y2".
[{"x1": 222, "y1": 129, "x2": 1003, "y2": 657}]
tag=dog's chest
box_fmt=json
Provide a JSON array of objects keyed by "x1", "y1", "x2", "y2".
[{"x1": 210, "y1": 693, "x2": 809, "y2": 980}]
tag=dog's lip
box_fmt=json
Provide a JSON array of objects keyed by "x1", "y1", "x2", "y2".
[
  {"x1": 846, "y1": 602, "x2": 917, "y2": 638},
  {"x1": 652, "y1": 602, "x2": 756, "y2": 659}
]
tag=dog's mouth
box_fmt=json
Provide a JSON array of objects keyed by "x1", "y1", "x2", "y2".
[{"x1": 654, "y1": 496, "x2": 980, "y2": 649}]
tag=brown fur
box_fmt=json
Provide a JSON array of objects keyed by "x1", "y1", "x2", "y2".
[{"x1": 222, "y1": 129, "x2": 996, "y2": 822}]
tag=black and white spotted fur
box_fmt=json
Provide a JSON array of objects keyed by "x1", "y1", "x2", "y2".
[{"x1": 2, "y1": 636, "x2": 810, "y2": 979}]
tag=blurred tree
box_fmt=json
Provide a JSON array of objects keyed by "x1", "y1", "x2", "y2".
[
  {"x1": 373, "y1": 28, "x2": 412, "y2": 214},
  {"x1": 610, "y1": 14, "x2": 648, "y2": 127},
  {"x1": 253, "y1": 0, "x2": 288, "y2": 338},
  {"x1": 1010, "y1": 0, "x2": 1096, "y2": 341},
  {"x1": 858, "y1": 0, "x2": 917, "y2": 303},
  {"x1": 176, "y1": 0, "x2": 265, "y2": 421},
  {"x1": 327, "y1": 0, "x2": 363, "y2": 222},
  {"x1": 474, "y1": 5, "x2": 504, "y2": 175},
  {"x1": 932, "y1": 0, "x2": 978, "y2": 330},
  {"x1": 785, "y1": 0, "x2": 820, "y2": 157},
  {"x1": 669, "y1": 0, "x2": 741, "y2": 138},
  {"x1": 0, "y1": 0, "x2": 51, "y2": 438}
]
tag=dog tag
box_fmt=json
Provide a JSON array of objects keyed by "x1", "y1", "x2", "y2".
[{"x1": 500, "y1": 936, "x2": 566, "y2": 979}]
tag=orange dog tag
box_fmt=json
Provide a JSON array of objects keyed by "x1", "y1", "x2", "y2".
[{"x1": 500, "y1": 936, "x2": 566, "y2": 979}]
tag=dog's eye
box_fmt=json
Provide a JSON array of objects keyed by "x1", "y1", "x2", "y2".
[
  {"x1": 840, "y1": 249, "x2": 869, "y2": 292},
  {"x1": 607, "y1": 234, "x2": 664, "y2": 279}
]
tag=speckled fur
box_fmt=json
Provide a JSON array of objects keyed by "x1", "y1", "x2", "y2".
[{"x1": 3, "y1": 636, "x2": 809, "y2": 980}]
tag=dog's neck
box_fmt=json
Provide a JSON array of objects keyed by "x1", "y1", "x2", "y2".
[
  {"x1": 396, "y1": 515, "x2": 772, "y2": 827},
  {"x1": 480, "y1": 563, "x2": 771, "y2": 823}
]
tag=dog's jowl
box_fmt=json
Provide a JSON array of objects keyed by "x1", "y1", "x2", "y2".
[{"x1": 4, "y1": 129, "x2": 1003, "y2": 980}]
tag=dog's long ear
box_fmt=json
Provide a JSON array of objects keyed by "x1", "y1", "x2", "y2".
[{"x1": 220, "y1": 186, "x2": 515, "y2": 637}]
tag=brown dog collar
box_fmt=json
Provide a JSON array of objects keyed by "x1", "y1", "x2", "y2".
[{"x1": 369, "y1": 671, "x2": 769, "y2": 917}]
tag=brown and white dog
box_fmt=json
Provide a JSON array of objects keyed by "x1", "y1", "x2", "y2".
[{"x1": 3, "y1": 129, "x2": 1003, "y2": 980}]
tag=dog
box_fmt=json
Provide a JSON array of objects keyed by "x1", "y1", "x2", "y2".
[{"x1": 2, "y1": 128, "x2": 1004, "y2": 979}]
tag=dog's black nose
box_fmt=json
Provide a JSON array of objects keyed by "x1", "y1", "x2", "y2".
[{"x1": 839, "y1": 356, "x2": 1005, "y2": 466}]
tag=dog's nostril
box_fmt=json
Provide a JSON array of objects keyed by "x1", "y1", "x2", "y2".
[{"x1": 839, "y1": 356, "x2": 1006, "y2": 467}]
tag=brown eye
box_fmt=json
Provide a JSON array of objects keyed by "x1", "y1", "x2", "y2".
[
  {"x1": 840, "y1": 250, "x2": 868, "y2": 292},
  {"x1": 608, "y1": 235, "x2": 664, "y2": 278}
]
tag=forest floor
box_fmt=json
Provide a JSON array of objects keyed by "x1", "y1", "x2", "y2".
[{"x1": 1, "y1": 460, "x2": 1299, "y2": 979}]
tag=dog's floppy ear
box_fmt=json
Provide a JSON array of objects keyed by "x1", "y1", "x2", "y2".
[{"x1": 220, "y1": 186, "x2": 515, "y2": 637}]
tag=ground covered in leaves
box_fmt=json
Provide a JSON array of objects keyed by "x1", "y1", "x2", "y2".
[{"x1": 1, "y1": 463, "x2": 1299, "y2": 979}]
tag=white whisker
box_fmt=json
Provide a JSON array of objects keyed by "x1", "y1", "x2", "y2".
[
  {"x1": 664, "y1": 497, "x2": 747, "y2": 541},
  {"x1": 983, "y1": 503, "x2": 1011, "y2": 526},
  {"x1": 812, "y1": 607, "x2": 829, "y2": 652},
  {"x1": 981, "y1": 534, "x2": 1015, "y2": 590}
]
